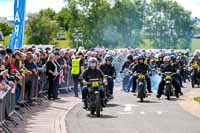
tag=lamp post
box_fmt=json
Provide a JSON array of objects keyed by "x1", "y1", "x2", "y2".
[{"x1": 72, "y1": 32, "x2": 83, "y2": 49}]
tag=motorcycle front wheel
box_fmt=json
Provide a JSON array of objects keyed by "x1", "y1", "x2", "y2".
[
  {"x1": 140, "y1": 97, "x2": 144, "y2": 102},
  {"x1": 95, "y1": 94, "x2": 101, "y2": 117}
]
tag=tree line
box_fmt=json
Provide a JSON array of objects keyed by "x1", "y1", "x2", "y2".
[{"x1": 25, "y1": 0, "x2": 197, "y2": 49}]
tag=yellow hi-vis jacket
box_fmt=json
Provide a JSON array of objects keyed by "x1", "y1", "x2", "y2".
[{"x1": 71, "y1": 58, "x2": 81, "y2": 75}]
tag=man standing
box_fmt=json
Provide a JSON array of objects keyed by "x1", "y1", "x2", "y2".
[{"x1": 71, "y1": 52, "x2": 84, "y2": 97}]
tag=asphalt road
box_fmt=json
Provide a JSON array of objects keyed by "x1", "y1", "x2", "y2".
[{"x1": 65, "y1": 84, "x2": 200, "y2": 133}]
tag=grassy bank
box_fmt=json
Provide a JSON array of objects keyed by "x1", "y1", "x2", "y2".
[
  {"x1": 191, "y1": 39, "x2": 200, "y2": 52},
  {"x1": 194, "y1": 97, "x2": 200, "y2": 103},
  {"x1": 2, "y1": 36, "x2": 200, "y2": 49}
]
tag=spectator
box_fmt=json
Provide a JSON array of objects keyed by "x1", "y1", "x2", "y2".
[{"x1": 46, "y1": 54, "x2": 58, "y2": 100}]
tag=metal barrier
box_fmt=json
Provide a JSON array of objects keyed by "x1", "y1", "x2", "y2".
[
  {"x1": 0, "y1": 64, "x2": 75, "y2": 132},
  {"x1": 0, "y1": 86, "x2": 10, "y2": 133},
  {"x1": 0, "y1": 84, "x2": 23, "y2": 133},
  {"x1": 59, "y1": 66, "x2": 74, "y2": 93}
]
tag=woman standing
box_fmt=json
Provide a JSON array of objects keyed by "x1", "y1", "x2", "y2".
[{"x1": 46, "y1": 54, "x2": 58, "y2": 100}]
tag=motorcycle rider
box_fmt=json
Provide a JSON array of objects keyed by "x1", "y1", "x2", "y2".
[
  {"x1": 131, "y1": 55, "x2": 152, "y2": 93},
  {"x1": 190, "y1": 54, "x2": 200, "y2": 67},
  {"x1": 176, "y1": 55, "x2": 186, "y2": 84},
  {"x1": 157, "y1": 56, "x2": 181, "y2": 98},
  {"x1": 129, "y1": 56, "x2": 139, "y2": 70},
  {"x1": 156, "y1": 54, "x2": 164, "y2": 69},
  {"x1": 120, "y1": 54, "x2": 133, "y2": 73},
  {"x1": 120, "y1": 54, "x2": 134, "y2": 91},
  {"x1": 190, "y1": 54, "x2": 200, "y2": 86},
  {"x1": 81, "y1": 58, "x2": 106, "y2": 109},
  {"x1": 100, "y1": 55, "x2": 116, "y2": 98},
  {"x1": 125, "y1": 56, "x2": 139, "y2": 92},
  {"x1": 170, "y1": 55, "x2": 183, "y2": 95}
]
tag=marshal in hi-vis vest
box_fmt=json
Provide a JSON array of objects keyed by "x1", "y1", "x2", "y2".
[{"x1": 71, "y1": 58, "x2": 81, "y2": 75}]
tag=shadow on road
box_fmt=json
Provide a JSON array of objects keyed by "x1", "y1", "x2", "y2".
[
  {"x1": 86, "y1": 114, "x2": 118, "y2": 119},
  {"x1": 106, "y1": 103, "x2": 120, "y2": 108},
  {"x1": 136, "y1": 100, "x2": 160, "y2": 103},
  {"x1": 53, "y1": 99, "x2": 71, "y2": 103},
  {"x1": 158, "y1": 97, "x2": 185, "y2": 101}
]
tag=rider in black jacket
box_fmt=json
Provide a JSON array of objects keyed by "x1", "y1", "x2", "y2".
[
  {"x1": 131, "y1": 55, "x2": 152, "y2": 93},
  {"x1": 100, "y1": 55, "x2": 116, "y2": 98},
  {"x1": 157, "y1": 56, "x2": 181, "y2": 98}
]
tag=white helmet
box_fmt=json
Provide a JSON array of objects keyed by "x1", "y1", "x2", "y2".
[
  {"x1": 88, "y1": 57, "x2": 97, "y2": 67},
  {"x1": 163, "y1": 56, "x2": 171, "y2": 62}
]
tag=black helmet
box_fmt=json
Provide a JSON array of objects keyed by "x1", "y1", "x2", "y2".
[
  {"x1": 158, "y1": 53, "x2": 163, "y2": 58},
  {"x1": 138, "y1": 55, "x2": 145, "y2": 60},
  {"x1": 171, "y1": 55, "x2": 176, "y2": 62},
  {"x1": 127, "y1": 54, "x2": 133, "y2": 61}
]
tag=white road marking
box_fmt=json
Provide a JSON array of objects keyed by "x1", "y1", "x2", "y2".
[
  {"x1": 140, "y1": 111, "x2": 145, "y2": 115},
  {"x1": 155, "y1": 111, "x2": 168, "y2": 115},
  {"x1": 123, "y1": 104, "x2": 139, "y2": 112},
  {"x1": 118, "y1": 112, "x2": 133, "y2": 115},
  {"x1": 157, "y1": 111, "x2": 163, "y2": 115}
]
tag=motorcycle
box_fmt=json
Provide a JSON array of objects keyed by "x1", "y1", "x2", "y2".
[
  {"x1": 135, "y1": 73, "x2": 150, "y2": 102},
  {"x1": 191, "y1": 64, "x2": 200, "y2": 88},
  {"x1": 183, "y1": 66, "x2": 191, "y2": 82},
  {"x1": 161, "y1": 72, "x2": 176, "y2": 100},
  {"x1": 87, "y1": 79, "x2": 103, "y2": 117}
]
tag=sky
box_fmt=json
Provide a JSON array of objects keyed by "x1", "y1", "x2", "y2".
[{"x1": 0, "y1": 0, "x2": 200, "y2": 18}]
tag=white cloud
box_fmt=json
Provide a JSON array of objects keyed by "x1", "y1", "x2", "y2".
[
  {"x1": 176, "y1": 0, "x2": 200, "y2": 18},
  {"x1": 0, "y1": 0, "x2": 65, "y2": 17},
  {"x1": 0, "y1": 1, "x2": 13, "y2": 17},
  {"x1": 26, "y1": 0, "x2": 65, "y2": 13}
]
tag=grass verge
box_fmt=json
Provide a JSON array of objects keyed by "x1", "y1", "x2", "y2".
[{"x1": 194, "y1": 97, "x2": 200, "y2": 103}]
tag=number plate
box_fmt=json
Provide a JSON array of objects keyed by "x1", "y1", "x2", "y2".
[
  {"x1": 192, "y1": 64, "x2": 198, "y2": 69},
  {"x1": 165, "y1": 76, "x2": 171, "y2": 80},
  {"x1": 138, "y1": 74, "x2": 145, "y2": 79},
  {"x1": 92, "y1": 81, "x2": 99, "y2": 87}
]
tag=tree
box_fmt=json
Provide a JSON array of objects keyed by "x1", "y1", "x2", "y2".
[
  {"x1": 0, "y1": 23, "x2": 13, "y2": 36},
  {"x1": 25, "y1": 0, "x2": 195, "y2": 48},
  {"x1": 109, "y1": 0, "x2": 146, "y2": 47},
  {"x1": 56, "y1": 8, "x2": 71, "y2": 31},
  {"x1": 144, "y1": 0, "x2": 195, "y2": 49},
  {"x1": 39, "y1": 8, "x2": 56, "y2": 20},
  {"x1": 26, "y1": 13, "x2": 59, "y2": 45}
]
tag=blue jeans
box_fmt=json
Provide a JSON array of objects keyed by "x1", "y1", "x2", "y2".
[
  {"x1": 122, "y1": 75, "x2": 130, "y2": 91},
  {"x1": 107, "y1": 78, "x2": 114, "y2": 95},
  {"x1": 151, "y1": 74, "x2": 161, "y2": 90},
  {"x1": 126, "y1": 76, "x2": 133, "y2": 92},
  {"x1": 15, "y1": 84, "x2": 21, "y2": 104},
  {"x1": 82, "y1": 85, "x2": 106, "y2": 100}
]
